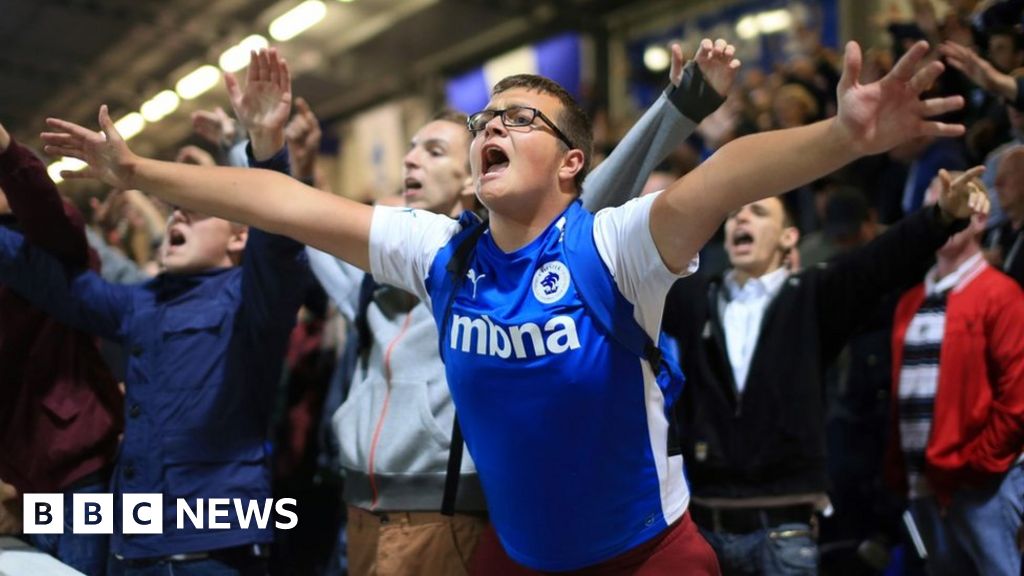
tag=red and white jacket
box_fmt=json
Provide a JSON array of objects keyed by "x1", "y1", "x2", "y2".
[{"x1": 886, "y1": 258, "x2": 1024, "y2": 505}]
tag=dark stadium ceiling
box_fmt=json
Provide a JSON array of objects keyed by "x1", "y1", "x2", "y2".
[{"x1": 1, "y1": 0, "x2": 693, "y2": 163}]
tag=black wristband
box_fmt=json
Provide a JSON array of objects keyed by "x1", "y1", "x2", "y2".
[{"x1": 667, "y1": 60, "x2": 726, "y2": 123}]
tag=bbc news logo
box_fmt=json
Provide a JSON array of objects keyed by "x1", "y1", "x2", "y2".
[{"x1": 22, "y1": 494, "x2": 298, "y2": 534}]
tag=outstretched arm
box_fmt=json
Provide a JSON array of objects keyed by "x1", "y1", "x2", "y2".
[
  {"x1": 0, "y1": 226, "x2": 130, "y2": 342},
  {"x1": 650, "y1": 40, "x2": 965, "y2": 273},
  {"x1": 815, "y1": 167, "x2": 989, "y2": 357},
  {"x1": 42, "y1": 109, "x2": 374, "y2": 272},
  {"x1": 582, "y1": 38, "x2": 740, "y2": 211}
]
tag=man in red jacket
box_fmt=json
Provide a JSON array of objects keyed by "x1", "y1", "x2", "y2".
[
  {"x1": 0, "y1": 121, "x2": 123, "y2": 575},
  {"x1": 888, "y1": 168, "x2": 1024, "y2": 576}
]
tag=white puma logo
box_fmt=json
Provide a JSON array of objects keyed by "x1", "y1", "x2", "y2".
[{"x1": 467, "y1": 268, "x2": 486, "y2": 299}]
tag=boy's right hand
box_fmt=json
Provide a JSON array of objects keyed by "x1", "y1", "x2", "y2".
[{"x1": 225, "y1": 48, "x2": 292, "y2": 161}]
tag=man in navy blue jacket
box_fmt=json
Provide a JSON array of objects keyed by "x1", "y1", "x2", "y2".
[{"x1": 0, "y1": 56, "x2": 306, "y2": 575}]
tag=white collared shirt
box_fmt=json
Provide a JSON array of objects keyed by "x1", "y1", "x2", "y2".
[
  {"x1": 923, "y1": 252, "x2": 985, "y2": 297},
  {"x1": 722, "y1": 266, "x2": 789, "y2": 393}
]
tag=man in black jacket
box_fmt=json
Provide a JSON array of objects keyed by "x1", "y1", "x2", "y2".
[{"x1": 663, "y1": 169, "x2": 987, "y2": 575}]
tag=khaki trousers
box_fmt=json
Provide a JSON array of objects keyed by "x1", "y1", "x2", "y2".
[{"x1": 347, "y1": 504, "x2": 487, "y2": 576}]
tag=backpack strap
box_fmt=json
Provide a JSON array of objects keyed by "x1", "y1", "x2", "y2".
[
  {"x1": 562, "y1": 202, "x2": 685, "y2": 454},
  {"x1": 437, "y1": 214, "x2": 488, "y2": 516},
  {"x1": 563, "y1": 205, "x2": 663, "y2": 368}
]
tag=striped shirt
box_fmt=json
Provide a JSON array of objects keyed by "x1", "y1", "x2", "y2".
[{"x1": 898, "y1": 253, "x2": 985, "y2": 497}]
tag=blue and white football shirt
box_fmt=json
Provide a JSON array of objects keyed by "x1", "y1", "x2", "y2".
[{"x1": 369, "y1": 193, "x2": 695, "y2": 571}]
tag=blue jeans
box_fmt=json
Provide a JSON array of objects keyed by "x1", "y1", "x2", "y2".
[
  {"x1": 106, "y1": 554, "x2": 268, "y2": 576},
  {"x1": 700, "y1": 522, "x2": 818, "y2": 576},
  {"x1": 25, "y1": 474, "x2": 110, "y2": 576},
  {"x1": 907, "y1": 462, "x2": 1024, "y2": 576}
]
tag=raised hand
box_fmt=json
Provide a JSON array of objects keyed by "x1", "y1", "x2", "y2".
[
  {"x1": 191, "y1": 107, "x2": 238, "y2": 148},
  {"x1": 939, "y1": 41, "x2": 1017, "y2": 99},
  {"x1": 676, "y1": 38, "x2": 741, "y2": 96},
  {"x1": 939, "y1": 41, "x2": 998, "y2": 90},
  {"x1": 224, "y1": 47, "x2": 292, "y2": 160},
  {"x1": 938, "y1": 165, "x2": 989, "y2": 220},
  {"x1": 834, "y1": 40, "x2": 964, "y2": 156},
  {"x1": 285, "y1": 97, "x2": 321, "y2": 180},
  {"x1": 42, "y1": 105, "x2": 138, "y2": 189},
  {"x1": 89, "y1": 189, "x2": 127, "y2": 232}
]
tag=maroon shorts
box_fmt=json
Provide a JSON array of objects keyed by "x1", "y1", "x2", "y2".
[{"x1": 469, "y1": 510, "x2": 721, "y2": 575}]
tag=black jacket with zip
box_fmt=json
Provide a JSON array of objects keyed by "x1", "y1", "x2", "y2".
[{"x1": 662, "y1": 205, "x2": 965, "y2": 499}]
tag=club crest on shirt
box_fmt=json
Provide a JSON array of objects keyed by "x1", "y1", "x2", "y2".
[{"x1": 532, "y1": 261, "x2": 570, "y2": 304}]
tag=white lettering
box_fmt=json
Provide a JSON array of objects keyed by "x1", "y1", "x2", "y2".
[
  {"x1": 450, "y1": 314, "x2": 579, "y2": 359},
  {"x1": 451, "y1": 315, "x2": 487, "y2": 353},
  {"x1": 233, "y1": 498, "x2": 274, "y2": 529},
  {"x1": 275, "y1": 498, "x2": 298, "y2": 529},
  {"x1": 22, "y1": 494, "x2": 299, "y2": 532},
  {"x1": 177, "y1": 499, "x2": 203, "y2": 529},
  {"x1": 545, "y1": 316, "x2": 581, "y2": 353},
  {"x1": 509, "y1": 322, "x2": 545, "y2": 358},
  {"x1": 483, "y1": 316, "x2": 512, "y2": 358},
  {"x1": 208, "y1": 498, "x2": 231, "y2": 529}
]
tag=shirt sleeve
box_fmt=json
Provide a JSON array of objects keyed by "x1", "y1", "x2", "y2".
[
  {"x1": 0, "y1": 137, "x2": 90, "y2": 267},
  {"x1": 238, "y1": 144, "x2": 307, "y2": 335},
  {"x1": 0, "y1": 226, "x2": 131, "y2": 342},
  {"x1": 592, "y1": 191, "x2": 698, "y2": 338},
  {"x1": 369, "y1": 206, "x2": 461, "y2": 303}
]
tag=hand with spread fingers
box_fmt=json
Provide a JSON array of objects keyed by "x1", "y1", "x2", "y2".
[
  {"x1": 285, "y1": 97, "x2": 322, "y2": 181},
  {"x1": 938, "y1": 165, "x2": 990, "y2": 220},
  {"x1": 224, "y1": 47, "x2": 292, "y2": 161},
  {"x1": 834, "y1": 40, "x2": 964, "y2": 156},
  {"x1": 938, "y1": 41, "x2": 1018, "y2": 102},
  {"x1": 676, "y1": 38, "x2": 742, "y2": 96},
  {"x1": 191, "y1": 106, "x2": 238, "y2": 149},
  {"x1": 42, "y1": 106, "x2": 138, "y2": 189}
]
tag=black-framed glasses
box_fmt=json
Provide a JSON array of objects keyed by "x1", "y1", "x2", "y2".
[{"x1": 467, "y1": 106, "x2": 575, "y2": 150}]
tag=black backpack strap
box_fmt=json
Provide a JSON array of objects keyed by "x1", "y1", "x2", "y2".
[
  {"x1": 441, "y1": 415, "x2": 464, "y2": 516},
  {"x1": 439, "y1": 220, "x2": 488, "y2": 516},
  {"x1": 563, "y1": 202, "x2": 686, "y2": 456}
]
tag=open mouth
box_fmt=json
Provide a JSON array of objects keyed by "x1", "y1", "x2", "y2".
[
  {"x1": 731, "y1": 231, "x2": 754, "y2": 247},
  {"x1": 403, "y1": 177, "x2": 422, "y2": 193},
  {"x1": 481, "y1": 145, "x2": 509, "y2": 176},
  {"x1": 169, "y1": 228, "x2": 186, "y2": 247}
]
